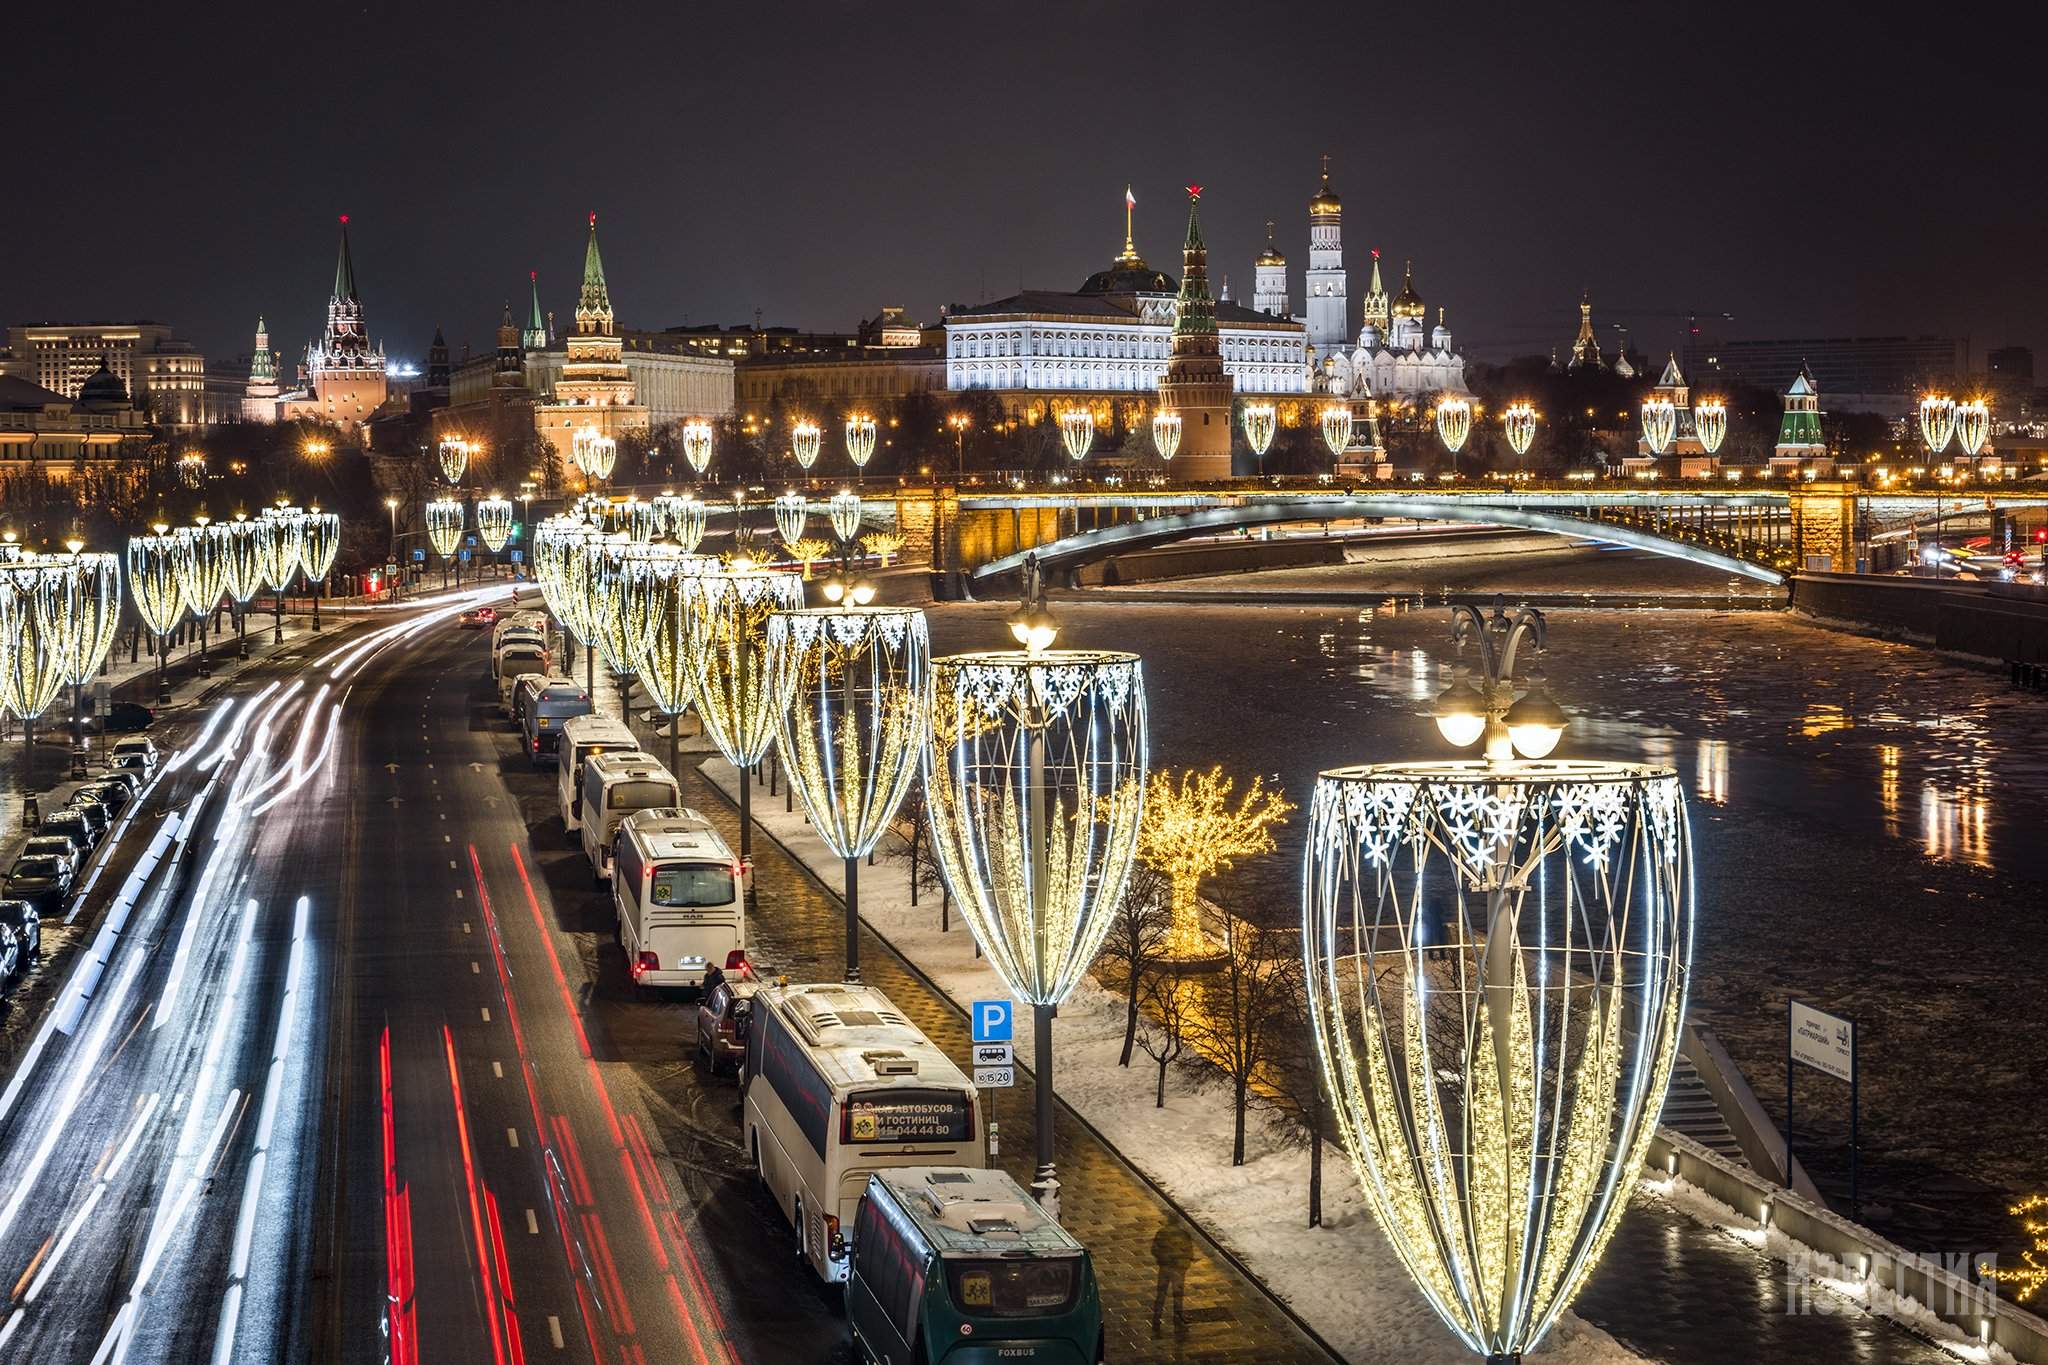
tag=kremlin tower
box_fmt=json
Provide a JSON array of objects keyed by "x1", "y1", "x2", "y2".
[
  {"x1": 1304, "y1": 157, "x2": 1346, "y2": 360},
  {"x1": 534, "y1": 213, "x2": 649, "y2": 470},
  {"x1": 1252, "y1": 221, "x2": 1288, "y2": 319},
  {"x1": 281, "y1": 216, "x2": 388, "y2": 430},
  {"x1": 242, "y1": 316, "x2": 279, "y2": 420},
  {"x1": 1156, "y1": 185, "x2": 1234, "y2": 480}
]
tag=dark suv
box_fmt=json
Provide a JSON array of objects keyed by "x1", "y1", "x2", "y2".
[
  {"x1": 39, "y1": 809, "x2": 98, "y2": 853},
  {"x1": 0, "y1": 898, "x2": 43, "y2": 985},
  {"x1": 4, "y1": 856, "x2": 73, "y2": 914}
]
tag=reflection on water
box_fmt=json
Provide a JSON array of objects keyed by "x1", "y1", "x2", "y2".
[
  {"x1": 1920, "y1": 784, "x2": 1992, "y2": 867},
  {"x1": 1696, "y1": 739, "x2": 1729, "y2": 805},
  {"x1": 1878, "y1": 745, "x2": 1902, "y2": 838},
  {"x1": 1800, "y1": 703, "x2": 1853, "y2": 738}
]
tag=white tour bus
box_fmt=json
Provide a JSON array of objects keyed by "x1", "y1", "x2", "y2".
[
  {"x1": 556, "y1": 716, "x2": 641, "y2": 833},
  {"x1": 611, "y1": 807, "x2": 743, "y2": 990},
  {"x1": 743, "y1": 982, "x2": 984, "y2": 1283},
  {"x1": 579, "y1": 752, "x2": 680, "y2": 882},
  {"x1": 494, "y1": 640, "x2": 550, "y2": 711}
]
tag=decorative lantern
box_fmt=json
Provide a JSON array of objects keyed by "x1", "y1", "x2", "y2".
[
  {"x1": 1918, "y1": 394, "x2": 1956, "y2": 455},
  {"x1": 1320, "y1": 403, "x2": 1354, "y2": 459},
  {"x1": 1693, "y1": 400, "x2": 1728, "y2": 456},
  {"x1": 845, "y1": 412, "x2": 878, "y2": 471},
  {"x1": 57, "y1": 551, "x2": 121, "y2": 688},
  {"x1": 1058, "y1": 406, "x2": 1095, "y2": 462},
  {"x1": 828, "y1": 490, "x2": 863, "y2": 545},
  {"x1": 682, "y1": 419, "x2": 715, "y2": 476},
  {"x1": 572, "y1": 426, "x2": 617, "y2": 481},
  {"x1": 0, "y1": 557, "x2": 72, "y2": 724},
  {"x1": 175, "y1": 521, "x2": 231, "y2": 630},
  {"x1": 792, "y1": 420, "x2": 823, "y2": 472},
  {"x1": 425, "y1": 499, "x2": 465, "y2": 561},
  {"x1": 1955, "y1": 399, "x2": 1990, "y2": 458},
  {"x1": 1503, "y1": 401, "x2": 1538, "y2": 457},
  {"x1": 1242, "y1": 402, "x2": 1278, "y2": 464},
  {"x1": 1640, "y1": 397, "x2": 1677, "y2": 456},
  {"x1": 670, "y1": 496, "x2": 708, "y2": 554},
  {"x1": 476, "y1": 498, "x2": 515, "y2": 553},
  {"x1": 1436, "y1": 398, "x2": 1472, "y2": 455},
  {"x1": 126, "y1": 525, "x2": 187, "y2": 701},
  {"x1": 1151, "y1": 408, "x2": 1182, "y2": 463},
  {"x1": 773, "y1": 492, "x2": 809, "y2": 547},
  {"x1": 678, "y1": 567, "x2": 805, "y2": 858},
  {"x1": 438, "y1": 436, "x2": 470, "y2": 486},
  {"x1": 178, "y1": 451, "x2": 207, "y2": 490}
]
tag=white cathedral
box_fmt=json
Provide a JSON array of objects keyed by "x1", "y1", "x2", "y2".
[{"x1": 1252, "y1": 159, "x2": 1470, "y2": 402}]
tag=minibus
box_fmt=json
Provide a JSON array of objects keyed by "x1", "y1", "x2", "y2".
[{"x1": 520, "y1": 679, "x2": 593, "y2": 764}]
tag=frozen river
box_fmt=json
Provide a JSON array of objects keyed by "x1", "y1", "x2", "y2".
[{"x1": 928, "y1": 544, "x2": 2048, "y2": 1261}]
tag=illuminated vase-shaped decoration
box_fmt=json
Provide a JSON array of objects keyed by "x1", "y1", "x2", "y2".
[
  {"x1": 1151, "y1": 408, "x2": 1182, "y2": 463},
  {"x1": 1058, "y1": 406, "x2": 1095, "y2": 462},
  {"x1": 1640, "y1": 398, "x2": 1677, "y2": 456},
  {"x1": 670, "y1": 496, "x2": 708, "y2": 554},
  {"x1": 224, "y1": 517, "x2": 265, "y2": 608},
  {"x1": 791, "y1": 420, "x2": 823, "y2": 472},
  {"x1": 438, "y1": 437, "x2": 470, "y2": 487},
  {"x1": 572, "y1": 426, "x2": 617, "y2": 481},
  {"x1": 620, "y1": 496, "x2": 661, "y2": 544},
  {"x1": 633, "y1": 551, "x2": 720, "y2": 719},
  {"x1": 1242, "y1": 403, "x2": 1278, "y2": 463},
  {"x1": 178, "y1": 451, "x2": 207, "y2": 490},
  {"x1": 1436, "y1": 398, "x2": 1472, "y2": 455},
  {"x1": 1503, "y1": 402, "x2": 1538, "y2": 458},
  {"x1": 845, "y1": 413, "x2": 878, "y2": 472},
  {"x1": 257, "y1": 507, "x2": 306, "y2": 591},
  {"x1": 176, "y1": 522, "x2": 232, "y2": 625},
  {"x1": 680, "y1": 567, "x2": 807, "y2": 774},
  {"x1": 1918, "y1": 395, "x2": 1956, "y2": 455},
  {"x1": 828, "y1": 490, "x2": 863, "y2": 545},
  {"x1": 681, "y1": 419, "x2": 715, "y2": 476},
  {"x1": 1320, "y1": 404, "x2": 1354, "y2": 458},
  {"x1": 58, "y1": 552, "x2": 122, "y2": 687},
  {"x1": 425, "y1": 499, "x2": 465, "y2": 561},
  {"x1": 299, "y1": 510, "x2": 342, "y2": 582},
  {"x1": 773, "y1": 492, "x2": 809, "y2": 547},
  {"x1": 1302, "y1": 759, "x2": 1693, "y2": 1360},
  {"x1": 1955, "y1": 400, "x2": 1990, "y2": 458},
  {"x1": 476, "y1": 498, "x2": 515, "y2": 553},
  {"x1": 1693, "y1": 400, "x2": 1728, "y2": 456},
  {"x1": 0, "y1": 558, "x2": 72, "y2": 722}
]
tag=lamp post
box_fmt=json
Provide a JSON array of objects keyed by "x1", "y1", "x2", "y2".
[
  {"x1": 633, "y1": 547, "x2": 719, "y2": 778},
  {"x1": 301, "y1": 508, "x2": 341, "y2": 628},
  {"x1": 1503, "y1": 401, "x2": 1538, "y2": 466},
  {"x1": 1242, "y1": 402, "x2": 1277, "y2": 477},
  {"x1": 1918, "y1": 393, "x2": 1956, "y2": 461},
  {"x1": 258, "y1": 504, "x2": 305, "y2": 645},
  {"x1": 438, "y1": 436, "x2": 471, "y2": 486},
  {"x1": 1641, "y1": 396, "x2": 1678, "y2": 460},
  {"x1": 1302, "y1": 604, "x2": 1692, "y2": 1363},
  {"x1": 679, "y1": 565, "x2": 806, "y2": 861},
  {"x1": 925, "y1": 595, "x2": 1147, "y2": 1214},
  {"x1": 56, "y1": 542, "x2": 120, "y2": 779},
  {"x1": 946, "y1": 412, "x2": 970, "y2": 484},
  {"x1": 792, "y1": 419, "x2": 823, "y2": 476},
  {"x1": 0, "y1": 552, "x2": 76, "y2": 771},
  {"x1": 766, "y1": 591, "x2": 927, "y2": 981},
  {"x1": 682, "y1": 419, "x2": 715, "y2": 480},
  {"x1": 127, "y1": 522, "x2": 186, "y2": 705},
  {"x1": 1436, "y1": 397, "x2": 1472, "y2": 476},
  {"x1": 224, "y1": 513, "x2": 263, "y2": 658},
  {"x1": 426, "y1": 498, "x2": 464, "y2": 591},
  {"x1": 1694, "y1": 399, "x2": 1728, "y2": 457},
  {"x1": 1956, "y1": 398, "x2": 1990, "y2": 461}
]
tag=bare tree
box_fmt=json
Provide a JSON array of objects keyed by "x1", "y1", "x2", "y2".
[
  {"x1": 1099, "y1": 864, "x2": 1171, "y2": 1067},
  {"x1": 1255, "y1": 947, "x2": 1328, "y2": 1227},
  {"x1": 1189, "y1": 907, "x2": 1295, "y2": 1167},
  {"x1": 893, "y1": 779, "x2": 951, "y2": 929},
  {"x1": 1135, "y1": 967, "x2": 1196, "y2": 1109}
]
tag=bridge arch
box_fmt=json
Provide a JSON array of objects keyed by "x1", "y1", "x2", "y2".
[{"x1": 969, "y1": 496, "x2": 1788, "y2": 588}]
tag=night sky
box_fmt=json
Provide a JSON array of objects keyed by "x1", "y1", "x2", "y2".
[{"x1": 7, "y1": 1, "x2": 2042, "y2": 373}]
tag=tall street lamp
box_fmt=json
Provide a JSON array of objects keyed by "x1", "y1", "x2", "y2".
[
  {"x1": 126, "y1": 522, "x2": 186, "y2": 705},
  {"x1": 1303, "y1": 604, "x2": 1693, "y2": 1363},
  {"x1": 1058, "y1": 406, "x2": 1094, "y2": 464},
  {"x1": 301, "y1": 508, "x2": 341, "y2": 629},
  {"x1": 847, "y1": 412, "x2": 878, "y2": 483},
  {"x1": 1320, "y1": 403, "x2": 1353, "y2": 463},
  {"x1": 1436, "y1": 397, "x2": 1472, "y2": 476},
  {"x1": 925, "y1": 596, "x2": 1148, "y2": 1214},
  {"x1": 946, "y1": 412, "x2": 970, "y2": 483},
  {"x1": 792, "y1": 419, "x2": 823, "y2": 475},
  {"x1": 680, "y1": 564, "x2": 805, "y2": 860},
  {"x1": 1503, "y1": 401, "x2": 1538, "y2": 464}
]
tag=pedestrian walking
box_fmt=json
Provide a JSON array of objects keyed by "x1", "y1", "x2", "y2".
[{"x1": 1150, "y1": 1219, "x2": 1192, "y2": 1338}]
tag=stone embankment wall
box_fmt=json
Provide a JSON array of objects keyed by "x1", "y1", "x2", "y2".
[{"x1": 1792, "y1": 573, "x2": 2048, "y2": 663}]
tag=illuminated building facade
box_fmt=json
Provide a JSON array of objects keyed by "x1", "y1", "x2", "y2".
[
  {"x1": 1303, "y1": 159, "x2": 1346, "y2": 359},
  {"x1": 275, "y1": 217, "x2": 390, "y2": 430},
  {"x1": 0, "y1": 364, "x2": 149, "y2": 478},
  {"x1": 532, "y1": 214, "x2": 650, "y2": 464},
  {"x1": 1, "y1": 320, "x2": 232, "y2": 428}
]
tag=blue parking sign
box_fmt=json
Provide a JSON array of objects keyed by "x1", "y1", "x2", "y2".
[{"x1": 971, "y1": 1000, "x2": 1012, "y2": 1044}]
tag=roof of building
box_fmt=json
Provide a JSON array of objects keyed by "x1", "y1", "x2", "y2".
[
  {"x1": 1256, "y1": 221, "x2": 1285, "y2": 267},
  {"x1": 1657, "y1": 353, "x2": 1685, "y2": 387},
  {"x1": 1309, "y1": 161, "x2": 1341, "y2": 216},
  {"x1": 950, "y1": 290, "x2": 1148, "y2": 321},
  {"x1": 1392, "y1": 262, "x2": 1424, "y2": 316},
  {"x1": 333, "y1": 217, "x2": 359, "y2": 303},
  {"x1": 1076, "y1": 261, "x2": 1176, "y2": 296},
  {"x1": 1787, "y1": 361, "x2": 1817, "y2": 396},
  {"x1": 77, "y1": 360, "x2": 128, "y2": 407},
  {"x1": 0, "y1": 375, "x2": 69, "y2": 410}
]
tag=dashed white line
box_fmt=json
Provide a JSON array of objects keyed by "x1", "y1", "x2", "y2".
[
  {"x1": 480, "y1": 1007, "x2": 491, "y2": 1022},
  {"x1": 526, "y1": 1208, "x2": 539, "y2": 1235},
  {"x1": 547, "y1": 1316, "x2": 564, "y2": 1349},
  {"x1": 470, "y1": 961, "x2": 480, "y2": 974},
  {"x1": 506, "y1": 1128, "x2": 519, "y2": 1149},
  {"x1": 493, "y1": 1061, "x2": 504, "y2": 1079}
]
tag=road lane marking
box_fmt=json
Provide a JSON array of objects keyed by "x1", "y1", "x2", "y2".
[
  {"x1": 527, "y1": 1209, "x2": 539, "y2": 1236},
  {"x1": 455, "y1": 889, "x2": 463, "y2": 900},
  {"x1": 449, "y1": 860, "x2": 457, "y2": 869},
  {"x1": 480, "y1": 1008, "x2": 491, "y2": 1022},
  {"x1": 471, "y1": 962, "x2": 480, "y2": 974},
  {"x1": 493, "y1": 1062, "x2": 504, "y2": 1078},
  {"x1": 506, "y1": 1128, "x2": 519, "y2": 1149},
  {"x1": 547, "y1": 1316, "x2": 563, "y2": 1349},
  {"x1": 444, "y1": 835, "x2": 451, "y2": 843}
]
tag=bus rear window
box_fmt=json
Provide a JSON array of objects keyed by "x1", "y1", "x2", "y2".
[
  {"x1": 610, "y1": 780, "x2": 675, "y2": 808},
  {"x1": 651, "y1": 863, "x2": 734, "y2": 907},
  {"x1": 945, "y1": 1258, "x2": 1080, "y2": 1318}
]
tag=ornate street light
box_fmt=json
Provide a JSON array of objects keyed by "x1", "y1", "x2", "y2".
[
  {"x1": 767, "y1": 602, "x2": 929, "y2": 979},
  {"x1": 175, "y1": 519, "x2": 231, "y2": 676},
  {"x1": 845, "y1": 412, "x2": 878, "y2": 474},
  {"x1": 1694, "y1": 399, "x2": 1728, "y2": 456},
  {"x1": 54, "y1": 545, "x2": 120, "y2": 775},
  {"x1": 619, "y1": 495, "x2": 661, "y2": 544},
  {"x1": 1320, "y1": 403, "x2": 1354, "y2": 460},
  {"x1": 426, "y1": 499, "x2": 464, "y2": 560},
  {"x1": 1242, "y1": 402, "x2": 1278, "y2": 473},
  {"x1": 670, "y1": 495, "x2": 708, "y2": 554},
  {"x1": 632, "y1": 549, "x2": 720, "y2": 774},
  {"x1": 1151, "y1": 408, "x2": 1182, "y2": 463},
  {"x1": 126, "y1": 523, "x2": 186, "y2": 704},
  {"x1": 773, "y1": 492, "x2": 809, "y2": 547},
  {"x1": 1955, "y1": 399, "x2": 1990, "y2": 459},
  {"x1": 1058, "y1": 406, "x2": 1095, "y2": 463},
  {"x1": 791, "y1": 419, "x2": 823, "y2": 473},
  {"x1": 586, "y1": 538, "x2": 670, "y2": 720},
  {"x1": 300, "y1": 508, "x2": 342, "y2": 630},
  {"x1": 438, "y1": 436, "x2": 471, "y2": 487},
  {"x1": 572, "y1": 425, "x2": 617, "y2": 482},
  {"x1": 1503, "y1": 401, "x2": 1538, "y2": 459},
  {"x1": 828, "y1": 490, "x2": 863, "y2": 545},
  {"x1": 223, "y1": 514, "x2": 264, "y2": 659},
  {"x1": 178, "y1": 450, "x2": 206, "y2": 490},
  {"x1": 1919, "y1": 394, "x2": 1957, "y2": 456},
  {"x1": 679, "y1": 566, "x2": 806, "y2": 858},
  {"x1": 0, "y1": 557, "x2": 72, "y2": 764},
  {"x1": 1303, "y1": 607, "x2": 1692, "y2": 1363},
  {"x1": 543, "y1": 518, "x2": 607, "y2": 691},
  {"x1": 258, "y1": 504, "x2": 307, "y2": 644},
  {"x1": 925, "y1": 599, "x2": 1148, "y2": 1213},
  {"x1": 477, "y1": 496, "x2": 515, "y2": 553},
  {"x1": 1436, "y1": 397, "x2": 1473, "y2": 456},
  {"x1": 681, "y1": 419, "x2": 715, "y2": 477},
  {"x1": 1640, "y1": 397, "x2": 1678, "y2": 457}
]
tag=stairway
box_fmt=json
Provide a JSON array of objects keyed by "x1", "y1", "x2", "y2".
[{"x1": 1662, "y1": 1054, "x2": 1749, "y2": 1168}]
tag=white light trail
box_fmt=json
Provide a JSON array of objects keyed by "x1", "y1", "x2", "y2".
[{"x1": 26, "y1": 1091, "x2": 163, "y2": 1303}]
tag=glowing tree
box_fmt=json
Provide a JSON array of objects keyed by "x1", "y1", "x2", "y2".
[
  {"x1": 223, "y1": 514, "x2": 265, "y2": 658},
  {"x1": 1151, "y1": 408, "x2": 1182, "y2": 463},
  {"x1": 1919, "y1": 394, "x2": 1956, "y2": 456},
  {"x1": 679, "y1": 566, "x2": 805, "y2": 857},
  {"x1": 773, "y1": 492, "x2": 809, "y2": 547},
  {"x1": 1138, "y1": 766, "x2": 1293, "y2": 959},
  {"x1": 476, "y1": 497, "x2": 515, "y2": 553},
  {"x1": 782, "y1": 537, "x2": 834, "y2": 579},
  {"x1": 438, "y1": 436, "x2": 471, "y2": 486},
  {"x1": 1436, "y1": 397, "x2": 1473, "y2": 455},
  {"x1": 1694, "y1": 399, "x2": 1728, "y2": 456},
  {"x1": 1058, "y1": 406, "x2": 1095, "y2": 462},
  {"x1": 1956, "y1": 399, "x2": 1990, "y2": 459},
  {"x1": 126, "y1": 523, "x2": 187, "y2": 703},
  {"x1": 1302, "y1": 605, "x2": 1693, "y2": 1362},
  {"x1": 766, "y1": 599, "x2": 929, "y2": 979},
  {"x1": 300, "y1": 508, "x2": 341, "y2": 629},
  {"x1": 925, "y1": 603, "x2": 1147, "y2": 1212},
  {"x1": 682, "y1": 419, "x2": 715, "y2": 477},
  {"x1": 175, "y1": 518, "x2": 231, "y2": 675},
  {"x1": 791, "y1": 420, "x2": 823, "y2": 473},
  {"x1": 1242, "y1": 402, "x2": 1278, "y2": 472},
  {"x1": 845, "y1": 412, "x2": 877, "y2": 475},
  {"x1": 1503, "y1": 401, "x2": 1538, "y2": 459},
  {"x1": 1320, "y1": 403, "x2": 1354, "y2": 460},
  {"x1": 1641, "y1": 397, "x2": 1677, "y2": 456},
  {"x1": 862, "y1": 531, "x2": 906, "y2": 567},
  {"x1": 1982, "y1": 1196, "x2": 2048, "y2": 1302}
]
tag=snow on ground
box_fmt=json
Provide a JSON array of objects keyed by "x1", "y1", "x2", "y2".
[{"x1": 704, "y1": 757, "x2": 1645, "y2": 1364}]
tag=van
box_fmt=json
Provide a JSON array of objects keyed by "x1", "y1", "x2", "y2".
[
  {"x1": 846, "y1": 1167, "x2": 1102, "y2": 1365},
  {"x1": 612, "y1": 807, "x2": 741, "y2": 990},
  {"x1": 492, "y1": 610, "x2": 548, "y2": 653},
  {"x1": 495, "y1": 641, "x2": 550, "y2": 711},
  {"x1": 520, "y1": 679, "x2": 593, "y2": 764},
  {"x1": 556, "y1": 716, "x2": 639, "y2": 833},
  {"x1": 510, "y1": 673, "x2": 565, "y2": 729},
  {"x1": 579, "y1": 753, "x2": 680, "y2": 882}
]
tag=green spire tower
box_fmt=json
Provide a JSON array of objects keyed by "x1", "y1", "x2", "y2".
[
  {"x1": 575, "y1": 213, "x2": 613, "y2": 335},
  {"x1": 524, "y1": 271, "x2": 549, "y2": 349},
  {"x1": 1155, "y1": 184, "x2": 1234, "y2": 480}
]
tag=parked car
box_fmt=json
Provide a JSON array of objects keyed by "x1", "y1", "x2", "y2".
[
  {"x1": 17, "y1": 838, "x2": 78, "y2": 882},
  {"x1": 91, "y1": 770, "x2": 141, "y2": 800},
  {"x1": 0, "y1": 899, "x2": 42, "y2": 979},
  {"x1": 77, "y1": 779, "x2": 132, "y2": 816},
  {"x1": 4, "y1": 856, "x2": 73, "y2": 914},
  {"x1": 65, "y1": 794, "x2": 111, "y2": 840},
  {"x1": 693, "y1": 968, "x2": 758, "y2": 1076},
  {"x1": 0, "y1": 920, "x2": 22, "y2": 994},
  {"x1": 111, "y1": 737, "x2": 158, "y2": 774},
  {"x1": 39, "y1": 809, "x2": 99, "y2": 853},
  {"x1": 104, "y1": 701, "x2": 154, "y2": 733}
]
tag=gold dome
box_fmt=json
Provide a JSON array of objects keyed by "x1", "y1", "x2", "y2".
[
  {"x1": 1392, "y1": 261, "x2": 1424, "y2": 317},
  {"x1": 1256, "y1": 219, "x2": 1285, "y2": 266}
]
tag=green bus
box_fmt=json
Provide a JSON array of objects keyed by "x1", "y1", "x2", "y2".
[{"x1": 845, "y1": 1166, "x2": 1102, "y2": 1365}]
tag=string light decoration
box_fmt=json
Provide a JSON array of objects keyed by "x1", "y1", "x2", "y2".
[
  {"x1": 1058, "y1": 406, "x2": 1095, "y2": 462},
  {"x1": 1242, "y1": 402, "x2": 1278, "y2": 466},
  {"x1": 681, "y1": 419, "x2": 715, "y2": 476},
  {"x1": 1151, "y1": 408, "x2": 1182, "y2": 463},
  {"x1": 300, "y1": 510, "x2": 341, "y2": 583},
  {"x1": 127, "y1": 524, "x2": 187, "y2": 702},
  {"x1": 438, "y1": 436, "x2": 472, "y2": 486},
  {"x1": 631, "y1": 550, "x2": 722, "y2": 772},
  {"x1": 1640, "y1": 397, "x2": 1678, "y2": 456},
  {"x1": 828, "y1": 490, "x2": 863, "y2": 545},
  {"x1": 1694, "y1": 399, "x2": 1728, "y2": 456},
  {"x1": 773, "y1": 492, "x2": 809, "y2": 547},
  {"x1": 1919, "y1": 394, "x2": 1957, "y2": 455},
  {"x1": 1504, "y1": 401, "x2": 1539, "y2": 458},
  {"x1": 1436, "y1": 398, "x2": 1473, "y2": 455},
  {"x1": 572, "y1": 426, "x2": 617, "y2": 482},
  {"x1": 175, "y1": 520, "x2": 231, "y2": 634},
  {"x1": 476, "y1": 497, "x2": 515, "y2": 553},
  {"x1": 584, "y1": 539, "x2": 675, "y2": 713},
  {"x1": 178, "y1": 450, "x2": 207, "y2": 490},
  {"x1": 845, "y1": 412, "x2": 878, "y2": 471},
  {"x1": 0, "y1": 558, "x2": 70, "y2": 724},
  {"x1": 766, "y1": 604, "x2": 930, "y2": 979},
  {"x1": 1982, "y1": 1195, "x2": 2048, "y2": 1302},
  {"x1": 782, "y1": 537, "x2": 833, "y2": 579},
  {"x1": 1138, "y1": 766, "x2": 1293, "y2": 960},
  {"x1": 925, "y1": 614, "x2": 1147, "y2": 1212},
  {"x1": 1302, "y1": 608, "x2": 1693, "y2": 1362},
  {"x1": 257, "y1": 506, "x2": 307, "y2": 592},
  {"x1": 425, "y1": 499, "x2": 464, "y2": 560},
  {"x1": 1956, "y1": 399, "x2": 1990, "y2": 458},
  {"x1": 670, "y1": 495, "x2": 708, "y2": 553},
  {"x1": 1320, "y1": 403, "x2": 1354, "y2": 459},
  {"x1": 56, "y1": 550, "x2": 122, "y2": 687},
  {"x1": 791, "y1": 420, "x2": 823, "y2": 472},
  {"x1": 678, "y1": 566, "x2": 805, "y2": 858},
  {"x1": 862, "y1": 531, "x2": 905, "y2": 566},
  {"x1": 619, "y1": 496, "x2": 661, "y2": 543}
]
